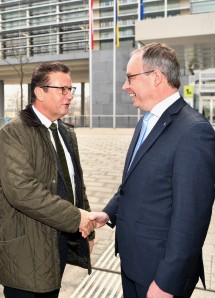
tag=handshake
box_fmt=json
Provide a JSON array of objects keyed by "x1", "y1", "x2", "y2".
[{"x1": 78, "y1": 209, "x2": 110, "y2": 238}]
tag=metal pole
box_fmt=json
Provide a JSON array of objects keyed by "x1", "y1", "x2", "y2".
[
  {"x1": 89, "y1": 0, "x2": 93, "y2": 128},
  {"x1": 113, "y1": 1, "x2": 117, "y2": 128}
]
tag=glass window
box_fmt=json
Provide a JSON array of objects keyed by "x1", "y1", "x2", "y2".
[{"x1": 191, "y1": 0, "x2": 215, "y2": 13}]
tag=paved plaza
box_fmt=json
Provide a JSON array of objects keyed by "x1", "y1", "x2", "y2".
[{"x1": 0, "y1": 128, "x2": 214, "y2": 297}]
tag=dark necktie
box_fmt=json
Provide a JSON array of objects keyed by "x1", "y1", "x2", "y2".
[{"x1": 49, "y1": 123, "x2": 74, "y2": 204}]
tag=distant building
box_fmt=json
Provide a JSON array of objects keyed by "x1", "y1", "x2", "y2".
[{"x1": 0, "y1": 0, "x2": 214, "y2": 127}]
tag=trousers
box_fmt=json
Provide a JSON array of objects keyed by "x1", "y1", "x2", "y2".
[{"x1": 121, "y1": 267, "x2": 196, "y2": 298}]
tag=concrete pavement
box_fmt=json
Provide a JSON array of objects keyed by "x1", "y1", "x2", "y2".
[{"x1": 0, "y1": 128, "x2": 214, "y2": 297}]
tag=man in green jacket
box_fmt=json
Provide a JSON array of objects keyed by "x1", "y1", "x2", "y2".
[{"x1": 0, "y1": 62, "x2": 95, "y2": 298}]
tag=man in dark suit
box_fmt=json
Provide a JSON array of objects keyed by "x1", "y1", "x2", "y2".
[{"x1": 89, "y1": 43, "x2": 215, "y2": 298}]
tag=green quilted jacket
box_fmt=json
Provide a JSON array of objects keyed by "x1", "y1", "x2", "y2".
[{"x1": 0, "y1": 105, "x2": 94, "y2": 292}]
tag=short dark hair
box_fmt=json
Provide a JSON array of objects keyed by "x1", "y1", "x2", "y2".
[
  {"x1": 30, "y1": 62, "x2": 71, "y2": 103},
  {"x1": 132, "y1": 43, "x2": 181, "y2": 89}
]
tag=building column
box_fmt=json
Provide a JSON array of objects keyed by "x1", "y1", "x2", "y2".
[
  {"x1": 0, "y1": 80, "x2": 5, "y2": 125},
  {"x1": 81, "y1": 82, "x2": 85, "y2": 127},
  {"x1": 28, "y1": 84, "x2": 31, "y2": 104}
]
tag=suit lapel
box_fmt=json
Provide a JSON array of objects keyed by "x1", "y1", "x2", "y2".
[
  {"x1": 123, "y1": 97, "x2": 187, "y2": 182},
  {"x1": 123, "y1": 118, "x2": 143, "y2": 178}
]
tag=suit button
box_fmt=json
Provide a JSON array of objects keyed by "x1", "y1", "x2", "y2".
[{"x1": 120, "y1": 189, "x2": 124, "y2": 195}]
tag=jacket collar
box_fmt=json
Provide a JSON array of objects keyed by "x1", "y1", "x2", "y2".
[
  {"x1": 20, "y1": 104, "x2": 42, "y2": 127},
  {"x1": 123, "y1": 97, "x2": 187, "y2": 180}
]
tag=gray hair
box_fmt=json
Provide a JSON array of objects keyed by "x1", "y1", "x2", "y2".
[{"x1": 132, "y1": 43, "x2": 181, "y2": 89}]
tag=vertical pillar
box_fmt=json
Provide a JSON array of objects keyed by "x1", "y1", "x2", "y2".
[
  {"x1": 81, "y1": 82, "x2": 85, "y2": 127},
  {"x1": 28, "y1": 84, "x2": 31, "y2": 104},
  {"x1": 0, "y1": 81, "x2": 5, "y2": 124}
]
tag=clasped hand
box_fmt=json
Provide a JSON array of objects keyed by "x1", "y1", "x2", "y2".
[{"x1": 79, "y1": 209, "x2": 109, "y2": 238}]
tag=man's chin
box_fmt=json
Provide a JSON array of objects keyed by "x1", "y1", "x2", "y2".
[
  {"x1": 132, "y1": 99, "x2": 139, "y2": 109},
  {"x1": 61, "y1": 107, "x2": 69, "y2": 115}
]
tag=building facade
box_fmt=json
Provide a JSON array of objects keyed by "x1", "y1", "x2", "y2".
[{"x1": 0, "y1": 0, "x2": 215, "y2": 127}]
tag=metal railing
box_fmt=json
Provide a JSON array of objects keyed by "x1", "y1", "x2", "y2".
[
  {"x1": 70, "y1": 242, "x2": 122, "y2": 298},
  {"x1": 62, "y1": 115, "x2": 141, "y2": 128}
]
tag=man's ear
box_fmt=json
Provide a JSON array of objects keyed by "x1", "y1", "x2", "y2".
[
  {"x1": 154, "y1": 70, "x2": 162, "y2": 87},
  {"x1": 34, "y1": 86, "x2": 44, "y2": 102}
]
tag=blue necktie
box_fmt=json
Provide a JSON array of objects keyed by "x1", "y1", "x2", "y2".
[{"x1": 128, "y1": 112, "x2": 152, "y2": 169}]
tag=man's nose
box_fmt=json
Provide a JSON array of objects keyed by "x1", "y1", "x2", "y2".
[
  {"x1": 65, "y1": 91, "x2": 73, "y2": 99},
  {"x1": 122, "y1": 79, "x2": 129, "y2": 91}
]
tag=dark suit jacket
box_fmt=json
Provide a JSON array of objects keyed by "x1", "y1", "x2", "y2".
[{"x1": 103, "y1": 97, "x2": 215, "y2": 296}]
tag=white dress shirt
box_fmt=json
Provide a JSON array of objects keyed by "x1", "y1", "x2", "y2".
[
  {"x1": 32, "y1": 105, "x2": 76, "y2": 204},
  {"x1": 144, "y1": 91, "x2": 180, "y2": 139}
]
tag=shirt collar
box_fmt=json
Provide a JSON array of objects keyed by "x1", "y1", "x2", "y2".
[
  {"x1": 151, "y1": 91, "x2": 180, "y2": 118},
  {"x1": 32, "y1": 105, "x2": 58, "y2": 129}
]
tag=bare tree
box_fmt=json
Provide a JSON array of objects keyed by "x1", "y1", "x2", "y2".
[{"x1": 1, "y1": 45, "x2": 28, "y2": 111}]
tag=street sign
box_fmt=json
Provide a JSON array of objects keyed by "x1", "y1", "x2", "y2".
[{"x1": 184, "y1": 85, "x2": 194, "y2": 98}]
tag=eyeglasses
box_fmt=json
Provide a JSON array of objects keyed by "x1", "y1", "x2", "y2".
[
  {"x1": 126, "y1": 70, "x2": 154, "y2": 85},
  {"x1": 41, "y1": 85, "x2": 76, "y2": 95}
]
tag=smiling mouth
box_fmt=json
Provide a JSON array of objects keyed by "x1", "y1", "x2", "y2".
[{"x1": 129, "y1": 93, "x2": 136, "y2": 97}]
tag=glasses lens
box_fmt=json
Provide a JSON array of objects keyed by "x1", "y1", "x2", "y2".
[
  {"x1": 61, "y1": 86, "x2": 76, "y2": 95},
  {"x1": 61, "y1": 87, "x2": 67, "y2": 95}
]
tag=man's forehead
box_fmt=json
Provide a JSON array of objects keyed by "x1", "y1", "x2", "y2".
[
  {"x1": 127, "y1": 53, "x2": 143, "y2": 73},
  {"x1": 48, "y1": 72, "x2": 71, "y2": 80}
]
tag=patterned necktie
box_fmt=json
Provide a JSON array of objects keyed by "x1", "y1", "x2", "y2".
[
  {"x1": 49, "y1": 123, "x2": 74, "y2": 204},
  {"x1": 128, "y1": 112, "x2": 153, "y2": 169}
]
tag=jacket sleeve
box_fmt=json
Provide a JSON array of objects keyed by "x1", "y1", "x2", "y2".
[
  {"x1": 154, "y1": 122, "x2": 215, "y2": 295},
  {"x1": 103, "y1": 189, "x2": 121, "y2": 228},
  {"x1": 0, "y1": 123, "x2": 81, "y2": 233}
]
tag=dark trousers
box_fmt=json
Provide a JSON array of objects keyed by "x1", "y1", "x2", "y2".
[
  {"x1": 121, "y1": 267, "x2": 148, "y2": 298},
  {"x1": 121, "y1": 267, "x2": 194, "y2": 298},
  {"x1": 4, "y1": 233, "x2": 68, "y2": 298},
  {"x1": 3, "y1": 288, "x2": 60, "y2": 298}
]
